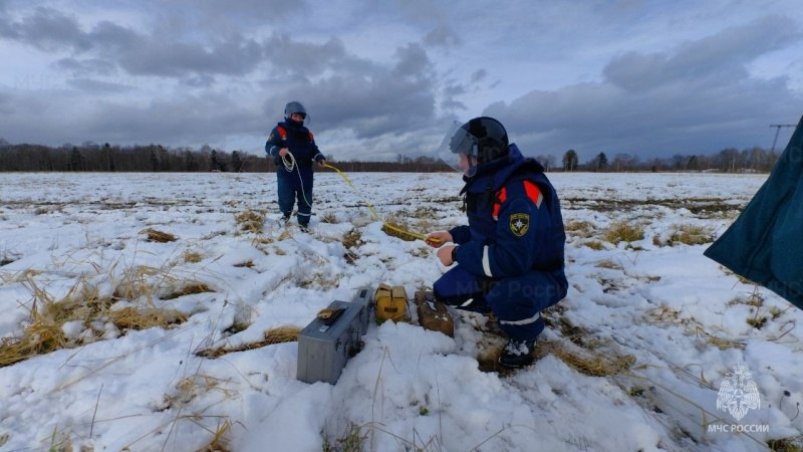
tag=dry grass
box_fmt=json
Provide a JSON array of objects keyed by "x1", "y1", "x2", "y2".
[
  {"x1": 767, "y1": 436, "x2": 803, "y2": 452},
  {"x1": 199, "y1": 419, "x2": 233, "y2": 452},
  {"x1": 654, "y1": 224, "x2": 714, "y2": 246},
  {"x1": 704, "y1": 334, "x2": 745, "y2": 350},
  {"x1": 109, "y1": 307, "x2": 187, "y2": 331},
  {"x1": 541, "y1": 340, "x2": 637, "y2": 377},
  {"x1": 565, "y1": 220, "x2": 596, "y2": 238},
  {"x1": 342, "y1": 229, "x2": 363, "y2": 248},
  {"x1": 114, "y1": 266, "x2": 161, "y2": 300},
  {"x1": 645, "y1": 305, "x2": 746, "y2": 350},
  {"x1": 196, "y1": 325, "x2": 301, "y2": 358},
  {"x1": 162, "y1": 283, "x2": 213, "y2": 300},
  {"x1": 602, "y1": 221, "x2": 645, "y2": 244},
  {"x1": 0, "y1": 313, "x2": 67, "y2": 368},
  {"x1": 0, "y1": 275, "x2": 191, "y2": 368},
  {"x1": 160, "y1": 374, "x2": 232, "y2": 411},
  {"x1": 320, "y1": 212, "x2": 338, "y2": 224},
  {"x1": 234, "y1": 210, "x2": 265, "y2": 233},
  {"x1": 323, "y1": 423, "x2": 367, "y2": 452},
  {"x1": 183, "y1": 250, "x2": 203, "y2": 263},
  {"x1": 583, "y1": 240, "x2": 605, "y2": 250},
  {"x1": 142, "y1": 228, "x2": 177, "y2": 242},
  {"x1": 669, "y1": 225, "x2": 713, "y2": 245},
  {"x1": 595, "y1": 259, "x2": 623, "y2": 270},
  {"x1": 342, "y1": 229, "x2": 363, "y2": 264},
  {"x1": 113, "y1": 266, "x2": 213, "y2": 301}
]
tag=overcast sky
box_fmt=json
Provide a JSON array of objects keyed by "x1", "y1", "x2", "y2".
[{"x1": 1, "y1": 0, "x2": 802, "y2": 162}]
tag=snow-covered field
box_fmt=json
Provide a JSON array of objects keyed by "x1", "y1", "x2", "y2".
[{"x1": 1, "y1": 171, "x2": 801, "y2": 451}]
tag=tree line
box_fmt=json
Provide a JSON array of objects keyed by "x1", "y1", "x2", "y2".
[
  {"x1": 0, "y1": 141, "x2": 449, "y2": 173},
  {"x1": 554, "y1": 147, "x2": 780, "y2": 173},
  {"x1": 0, "y1": 139, "x2": 781, "y2": 173}
]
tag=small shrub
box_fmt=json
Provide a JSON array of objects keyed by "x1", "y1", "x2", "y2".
[
  {"x1": 584, "y1": 240, "x2": 605, "y2": 250},
  {"x1": 602, "y1": 222, "x2": 644, "y2": 244},
  {"x1": 668, "y1": 225, "x2": 713, "y2": 246},
  {"x1": 322, "y1": 423, "x2": 366, "y2": 452},
  {"x1": 565, "y1": 220, "x2": 595, "y2": 238},
  {"x1": 320, "y1": 212, "x2": 338, "y2": 224},
  {"x1": 595, "y1": 259, "x2": 622, "y2": 270},
  {"x1": 141, "y1": 228, "x2": 177, "y2": 242},
  {"x1": 234, "y1": 210, "x2": 264, "y2": 233},
  {"x1": 109, "y1": 307, "x2": 187, "y2": 330},
  {"x1": 182, "y1": 250, "x2": 203, "y2": 263}
]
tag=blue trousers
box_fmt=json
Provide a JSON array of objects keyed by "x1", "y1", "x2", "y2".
[
  {"x1": 434, "y1": 265, "x2": 565, "y2": 341},
  {"x1": 277, "y1": 167, "x2": 314, "y2": 225}
]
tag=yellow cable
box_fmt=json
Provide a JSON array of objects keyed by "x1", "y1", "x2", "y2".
[
  {"x1": 322, "y1": 162, "x2": 438, "y2": 243},
  {"x1": 323, "y1": 162, "x2": 379, "y2": 220}
]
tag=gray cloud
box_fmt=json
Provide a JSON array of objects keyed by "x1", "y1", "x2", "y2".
[
  {"x1": 67, "y1": 78, "x2": 134, "y2": 94},
  {"x1": 270, "y1": 76, "x2": 434, "y2": 140},
  {"x1": 470, "y1": 69, "x2": 487, "y2": 84},
  {"x1": 486, "y1": 16, "x2": 803, "y2": 159},
  {"x1": 0, "y1": 7, "x2": 90, "y2": 52},
  {"x1": 54, "y1": 58, "x2": 117, "y2": 77},
  {"x1": 423, "y1": 25, "x2": 461, "y2": 47},
  {"x1": 260, "y1": 41, "x2": 437, "y2": 140},
  {"x1": 1, "y1": 7, "x2": 266, "y2": 78},
  {"x1": 604, "y1": 15, "x2": 802, "y2": 92},
  {"x1": 0, "y1": 88, "x2": 263, "y2": 146},
  {"x1": 2, "y1": 2, "x2": 802, "y2": 161},
  {"x1": 160, "y1": 0, "x2": 306, "y2": 26},
  {"x1": 0, "y1": 91, "x2": 11, "y2": 114},
  {"x1": 262, "y1": 35, "x2": 362, "y2": 77}
]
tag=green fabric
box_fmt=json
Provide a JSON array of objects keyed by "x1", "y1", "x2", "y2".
[{"x1": 704, "y1": 115, "x2": 803, "y2": 309}]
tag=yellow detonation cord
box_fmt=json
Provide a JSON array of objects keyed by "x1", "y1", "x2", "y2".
[{"x1": 322, "y1": 162, "x2": 434, "y2": 242}]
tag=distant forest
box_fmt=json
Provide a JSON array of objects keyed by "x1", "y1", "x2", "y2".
[{"x1": 0, "y1": 139, "x2": 782, "y2": 173}]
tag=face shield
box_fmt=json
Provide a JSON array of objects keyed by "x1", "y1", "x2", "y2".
[{"x1": 435, "y1": 120, "x2": 480, "y2": 177}]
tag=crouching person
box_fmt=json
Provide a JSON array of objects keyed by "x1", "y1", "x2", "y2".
[{"x1": 425, "y1": 116, "x2": 567, "y2": 369}]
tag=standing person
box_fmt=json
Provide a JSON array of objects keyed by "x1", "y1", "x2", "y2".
[
  {"x1": 265, "y1": 101, "x2": 326, "y2": 231},
  {"x1": 425, "y1": 117, "x2": 568, "y2": 369}
]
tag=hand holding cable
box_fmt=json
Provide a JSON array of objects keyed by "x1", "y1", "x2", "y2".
[{"x1": 425, "y1": 230, "x2": 450, "y2": 247}]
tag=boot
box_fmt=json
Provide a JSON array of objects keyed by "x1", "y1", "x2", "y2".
[
  {"x1": 415, "y1": 290, "x2": 454, "y2": 337},
  {"x1": 281, "y1": 212, "x2": 291, "y2": 224},
  {"x1": 498, "y1": 338, "x2": 535, "y2": 369}
]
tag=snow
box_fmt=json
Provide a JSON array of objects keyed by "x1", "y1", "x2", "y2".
[{"x1": 1, "y1": 171, "x2": 802, "y2": 451}]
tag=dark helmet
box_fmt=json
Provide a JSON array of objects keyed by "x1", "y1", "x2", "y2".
[
  {"x1": 284, "y1": 101, "x2": 307, "y2": 121},
  {"x1": 449, "y1": 116, "x2": 509, "y2": 165}
]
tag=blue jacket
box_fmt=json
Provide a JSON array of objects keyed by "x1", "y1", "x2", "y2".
[
  {"x1": 704, "y1": 115, "x2": 803, "y2": 309},
  {"x1": 265, "y1": 120, "x2": 324, "y2": 170},
  {"x1": 450, "y1": 144, "x2": 567, "y2": 293}
]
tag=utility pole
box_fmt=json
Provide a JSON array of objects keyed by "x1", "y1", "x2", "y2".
[{"x1": 769, "y1": 124, "x2": 795, "y2": 153}]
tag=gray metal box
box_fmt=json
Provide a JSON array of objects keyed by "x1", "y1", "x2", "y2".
[
  {"x1": 351, "y1": 286, "x2": 373, "y2": 335},
  {"x1": 296, "y1": 300, "x2": 365, "y2": 384}
]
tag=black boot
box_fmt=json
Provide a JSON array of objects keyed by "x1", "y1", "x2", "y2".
[
  {"x1": 498, "y1": 338, "x2": 535, "y2": 369},
  {"x1": 281, "y1": 213, "x2": 291, "y2": 224}
]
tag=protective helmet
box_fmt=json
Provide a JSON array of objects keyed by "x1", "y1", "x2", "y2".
[
  {"x1": 284, "y1": 101, "x2": 307, "y2": 122},
  {"x1": 450, "y1": 116, "x2": 509, "y2": 164},
  {"x1": 437, "y1": 116, "x2": 508, "y2": 176}
]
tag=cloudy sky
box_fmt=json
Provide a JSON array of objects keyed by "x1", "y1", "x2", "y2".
[{"x1": 1, "y1": 0, "x2": 802, "y2": 162}]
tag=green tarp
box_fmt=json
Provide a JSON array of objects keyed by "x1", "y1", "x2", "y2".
[{"x1": 704, "y1": 115, "x2": 803, "y2": 309}]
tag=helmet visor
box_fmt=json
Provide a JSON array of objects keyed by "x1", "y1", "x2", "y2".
[{"x1": 436, "y1": 120, "x2": 479, "y2": 176}]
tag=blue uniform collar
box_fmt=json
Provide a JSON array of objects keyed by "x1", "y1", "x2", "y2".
[{"x1": 462, "y1": 144, "x2": 533, "y2": 193}]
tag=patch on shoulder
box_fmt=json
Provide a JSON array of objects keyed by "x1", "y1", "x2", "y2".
[{"x1": 509, "y1": 213, "x2": 530, "y2": 237}]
